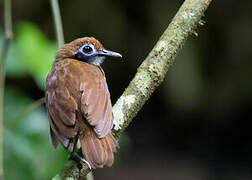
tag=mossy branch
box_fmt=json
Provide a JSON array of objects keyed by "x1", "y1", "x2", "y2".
[
  {"x1": 0, "y1": 0, "x2": 13, "y2": 179},
  {"x1": 52, "y1": 0, "x2": 212, "y2": 179}
]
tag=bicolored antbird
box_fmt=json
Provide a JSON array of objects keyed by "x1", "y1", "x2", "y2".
[{"x1": 45, "y1": 37, "x2": 121, "y2": 169}]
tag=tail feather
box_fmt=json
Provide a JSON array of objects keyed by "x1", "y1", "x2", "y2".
[{"x1": 80, "y1": 130, "x2": 117, "y2": 168}]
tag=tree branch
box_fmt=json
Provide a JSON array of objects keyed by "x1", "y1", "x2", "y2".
[
  {"x1": 52, "y1": 0, "x2": 212, "y2": 179},
  {"x1": 0, "y1": 0, "x2": 13, "y2": 179},
  {"x1": 50, "y1": 0, "x2": 64, "y2": 47}
]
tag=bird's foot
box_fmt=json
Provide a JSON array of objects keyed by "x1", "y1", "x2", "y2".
[{"x1": 68, "y1": 152, "x2": 92, "y2": 170}]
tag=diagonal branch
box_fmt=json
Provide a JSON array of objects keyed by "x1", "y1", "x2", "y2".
[
  {"x1": 52, "y1": 0, "x2": 212, "y2": 179},
  {"x1": 0, "y1": 0, "x2": 13, "y2": 179}
]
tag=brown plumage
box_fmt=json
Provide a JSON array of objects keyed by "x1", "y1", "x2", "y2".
[{"x1": 45, "y1": 37, "x2": 121, "y2": 168}]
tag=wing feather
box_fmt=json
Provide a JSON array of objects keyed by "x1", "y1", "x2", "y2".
[
  {"x1": 48, "y1": 111, "x2": 70, "y2": 148},
  {"x1": 81, "y1": 69, "x2": 113, "y2": 138},
  {"x1": 46, "y1": 67, "x2": 78, "y2": 151}
]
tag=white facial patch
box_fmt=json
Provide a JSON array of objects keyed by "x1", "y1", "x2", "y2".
[{"x1": 90, "y1": 56, "x2": 105, "y2": 66}]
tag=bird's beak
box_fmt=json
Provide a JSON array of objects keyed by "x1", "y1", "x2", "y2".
[{"x1": 98, "y1": 49, "x2": 122, "y2": 58}]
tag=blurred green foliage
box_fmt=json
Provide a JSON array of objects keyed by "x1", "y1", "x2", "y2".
[
  {"x1": 4, "y1": 22, "x2": 57, "y2": 90},
  {"x1": 1, "y1": 22, "x2": 66, "y2": 180},
  {"x1": 3, "y1": 88, "x2": 68, "y2": 180}
]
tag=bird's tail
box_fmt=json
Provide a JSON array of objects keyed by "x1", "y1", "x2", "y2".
[{"x1": 80, "y1": 130, "x2": 117, "y2": 168}]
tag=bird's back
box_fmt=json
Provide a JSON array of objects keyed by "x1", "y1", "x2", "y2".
[{"x1": 46, "y1": 58, "x2": 117, "y2": 168}]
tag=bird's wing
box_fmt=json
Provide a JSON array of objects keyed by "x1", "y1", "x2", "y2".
[
  {"x1": 81, "y1": 67, "x2": 113, "y2": 138},
  {"x1": 46, "y1": 74, "x2": 78, "y2": 152}
]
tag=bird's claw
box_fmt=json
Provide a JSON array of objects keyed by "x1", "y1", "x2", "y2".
[
  {"x1": 79, "y1": 156, "x2": 92, "y2": 170},
  {"x1": 68, "y1": 152, "x2": 92, "y2": 170}
]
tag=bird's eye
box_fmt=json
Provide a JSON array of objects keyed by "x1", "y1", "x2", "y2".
[{"x1": 82, "y1": 45, "x2": 93, "y2": 54}]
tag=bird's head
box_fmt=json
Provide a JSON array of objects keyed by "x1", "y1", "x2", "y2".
[{"x1": 55, "y1": 37, "x2": 122, "y2": 66}]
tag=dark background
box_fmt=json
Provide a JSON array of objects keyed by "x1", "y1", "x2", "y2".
[{"x1": 1, "y1": 0, "x2": 252, "y2": 179}]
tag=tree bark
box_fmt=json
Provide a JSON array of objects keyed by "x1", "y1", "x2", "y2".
[{"x1": 52, "y1": 0, "x2": 212, "y2": 179}]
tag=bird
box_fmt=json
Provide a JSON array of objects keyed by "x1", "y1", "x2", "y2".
[{"x1": 45, "y1": 37, "x2": 121, "y2": 169}]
